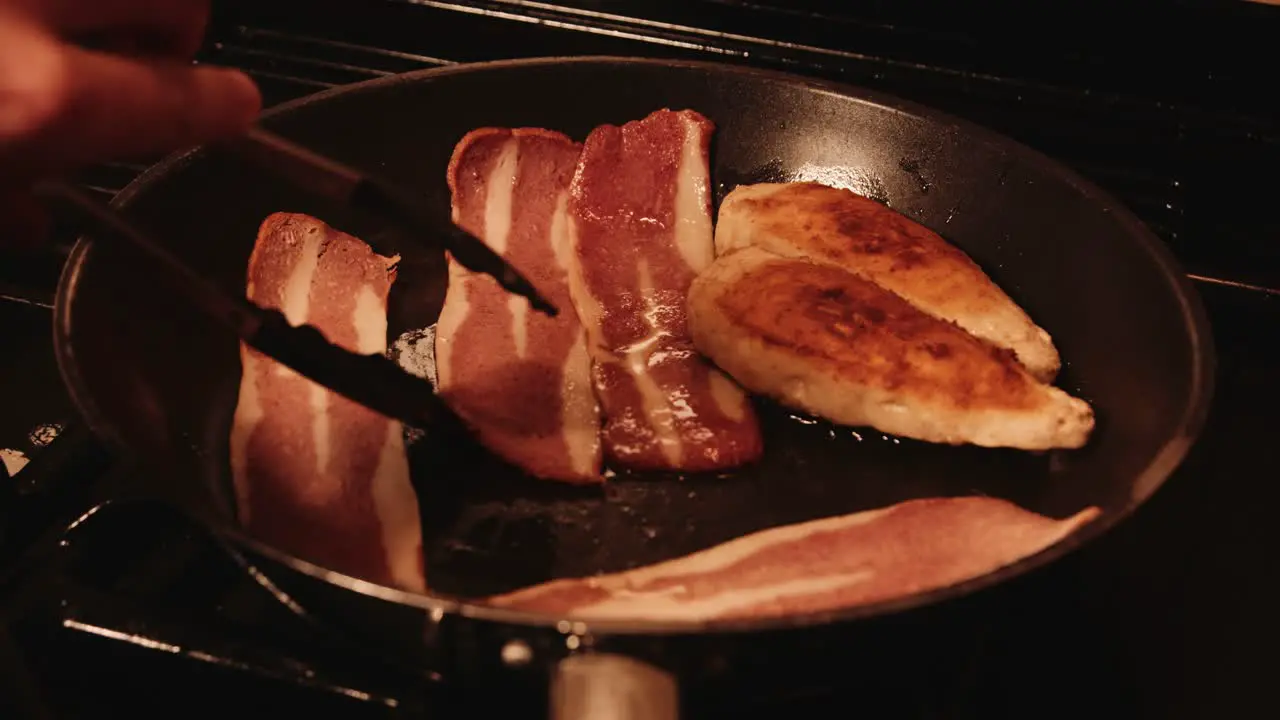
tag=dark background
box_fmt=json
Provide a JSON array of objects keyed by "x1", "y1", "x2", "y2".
[{"x1": 2, "y1": 1, "x2": 1277, "y2": 717}]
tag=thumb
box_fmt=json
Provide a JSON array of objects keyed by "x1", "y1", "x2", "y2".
[{"x1": 0, "y1": 19, "x2": 262, "y2": 178}]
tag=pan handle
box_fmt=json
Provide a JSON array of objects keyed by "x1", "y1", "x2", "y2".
[{"x1": 551, "y1": 653, "x2": 679, "y2": 720}]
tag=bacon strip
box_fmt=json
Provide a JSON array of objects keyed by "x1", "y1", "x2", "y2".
[
  {"x1": 435, "y1": 128, "x2": 603, "y2": 483},
  {"x1": 229, "y1": 213, "x2": 426, "y2": 592},
  {"x1": 487, "y1": 497, "x2": 1100, "y2": 622},
  {"x1": 567, "y1": 109, "x2": 763, "y2": 472}
]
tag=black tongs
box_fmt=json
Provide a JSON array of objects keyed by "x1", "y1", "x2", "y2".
[
  {"x1": 223, "y1": 127, "x2": 558, "y2": 317},
  {"x1": 36, "y1": 127, "x2": 556, "y2": 434}
]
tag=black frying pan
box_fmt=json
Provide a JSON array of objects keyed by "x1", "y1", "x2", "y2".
[{"x1": 52, "y1": 57, "x2": 1213, "y2": 716}]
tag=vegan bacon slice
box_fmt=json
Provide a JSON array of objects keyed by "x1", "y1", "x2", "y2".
[
  {"x1": 435, "y1": 128, "x2": 603, "y2": 483},
  {"x1": 487, "y1": 496, "x2": 1100, "y2": 622},
  {"x1": 567, "y1": 108, "x2": 763, "y2": 472},
  {"x1": 230, "y1": 213, "x2": 426, "y2": 592}
]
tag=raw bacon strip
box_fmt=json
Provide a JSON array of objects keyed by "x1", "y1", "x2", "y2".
[
  {"x1": 435, "y1": 128, "x2": 603, "y2": 483},
  {"x1": 230, "y1": 213, "x2": 426, "y2": 592},
  {"x1": 568, "y1": 108, "x2": 763, "y2": 472},
  {"x1": 488, "y1": 497, "x2": 1100, "y2": 622}
]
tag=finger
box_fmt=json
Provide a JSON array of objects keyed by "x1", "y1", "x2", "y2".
[
  {"x1": 0, "y1": 190, "x2": 50, "y2": 250},
  {"x1": 0, "y1": 25, "x2": 261, "y2": 179},
  {"x1": 14, "y1": 0, "x2": 211, "y2": 58}
]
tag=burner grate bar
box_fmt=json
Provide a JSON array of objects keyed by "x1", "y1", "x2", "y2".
[
  {"x1": 79, "y1": 185, "x2": 120, "y2": 198},
  {"x1": 241, "y1": 68, "x2": 338, "y2": 89},
  {"x1": 40, "y1": 10, "x2": 1275, "y2": 297},
  {"x1": 1186, "y1": 275, "x2": 1280, "y2": 298},
  {"x1": 205, "y1": 28, "x2": 1186, "y2": 256},
  {"x1": 235, "y1": 66, "x2": 335, "y2": 89},
  {"x1": 214, "y1": 45, "x2": 398, "y2": 79},
  {"x1": 236, "y1": 69, "x2": 338, "y2": 109},
  {"x1": 235, "y1": 26, "x2": 459, "y2": 68},
  {"x1": 399, "y1": 0, "x2": 1277, "y2": 136},
  {"x1": 58, "y1": 613, "x2": 404, "y2": 711},
  {"x1": 396, "y1": 0, "x2": 744, "y2": 56},
  {"x1": 204, "y1": 26, "x2": 1191, "y2": 199}
]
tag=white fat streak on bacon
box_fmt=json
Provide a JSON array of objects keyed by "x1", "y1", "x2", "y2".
[
  {"x1": 487, "y1": 496, "x2": 1101, "y2": 623},
  {"x1": 437, "y1": 138, "x2": 517, "y2": 387},
  {"x1": 437, "y1": 138, "x2": 518, "y2": 382},
  {"x1": 433, "y1": 263, "x2": 465, "y2": 392},
  {"x1": 280, "y1": 230, "x2": 322, "y2": 326},
  {"x1": 566, "y1": 108, "x2": 762, "y2": 471},
  {"x1": 231, "y1": 227, "x2": 322, "y2": 525},
  {"x1": 623, "y1": 258, "x2": 685, "y2": 466},
  {"x1": 707, "y1": 371, "x2": 748, "y2": 423},
  {"x1": 230, "y1": 213, "x2": 425, "y2": 593},
  {"x1": 569, "y1": 570, "x2": 880, "y2": 622},
  {"x1": 615, "y1": 116, "x2": 725, "y2": 464},
  {"x1": 672, "y1": 118, "x2": 716, "y2": 274},
  {"x1": 438, "y1": 128, "x2": 602, "y2": 482},
  {"x1": 673, "y1": 122, "x2": 750, "y2": 425},
  {"x1": 483, "y1": 141, "x2": 519, "y2": 255},
  {"x1": 483, "y1": 143, "x2": 532, "y2": 359},
  {"x1": 352, "y1": 285, "x2": 422, "y2": 586},
  {"x1": 370, "y1": 422, "x2": 419, "y2": 586},
  {"x1": 229, "y1": 352, "x2": 261, "y2": 523},
  {"x1": 550, "y1": 192, "x2": 600, "y2": 478}
]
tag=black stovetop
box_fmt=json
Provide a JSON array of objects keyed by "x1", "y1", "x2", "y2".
[{"x1": 2, "y1": 2, "x2": 1277, "y2": 718}]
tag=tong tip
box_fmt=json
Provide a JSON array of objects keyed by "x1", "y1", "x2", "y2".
[
  {"x1": 501, "y1": 267, "x2": 559, "y2": 317},
  {"x1": 530, "y1": 294, "x2": 560, "y2": 317},
  {"x1": 348, "y1": 178, "x2": 561, "y2": 317}
]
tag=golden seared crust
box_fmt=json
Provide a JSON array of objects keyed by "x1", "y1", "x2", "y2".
[
  {"x1": 716, "y1": 183, "x2": 1062, "y2": 382},
  {"x1": 711, "y1": 252, "x2": 1039, "y2": 411},
  {"x1": 687, "y1": 248, "x2": 1095, "y2": 450}
]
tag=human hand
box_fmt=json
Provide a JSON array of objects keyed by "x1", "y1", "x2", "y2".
[{"x1": 0, "y1": 0, "x2": 261, "y2": 246}]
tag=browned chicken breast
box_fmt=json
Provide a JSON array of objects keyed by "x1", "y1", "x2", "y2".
[
  {"x1": 716, "y1": 182, "x2": 1062, "y2": 382},
  {"x1": 686, "y1": 247, "x2": 1095, "y2": 450}
]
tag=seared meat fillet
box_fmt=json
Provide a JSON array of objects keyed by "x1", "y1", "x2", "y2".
[
  {"x1": 687, "y1": 247, "x2": 1095, "y2": 450},
  {"x1": 716, "y1": 182, "x2": 1062, "y2": 382}
]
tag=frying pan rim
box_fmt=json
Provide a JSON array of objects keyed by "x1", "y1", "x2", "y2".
[{"x1": 52, "y1": 55, "x2": 1216, "y2": 637}]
